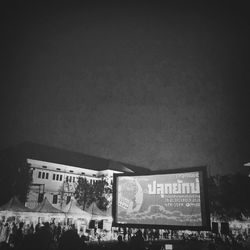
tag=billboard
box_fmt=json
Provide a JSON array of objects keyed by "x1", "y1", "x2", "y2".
[{"x1": 112, "y1": 166, "x2": 210, "y2": 230}]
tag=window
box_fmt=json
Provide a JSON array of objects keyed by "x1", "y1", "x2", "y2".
[
  {"x1": 70, "y1": 170, "x2": 74, "y2": 173},
  {"x1": 46, "y1": 173, "x2": 49, "y2": 179},
  {"x1": 60, "y1": 175, "x2": 62, "y2": 181},
  {"x1": 52, "y1": 195, "x2": 58, "y2": 204},
  {"x1": 73, "y1": 177, "x2": 75, "y2": 182},
  {"x1": 69, "y1": 176, "x2": 72, "y2": 182},
  {"x1": 66, "y1": 196, "x2": 71, "y2": 204},
  {"x1": 93, "y1": 174, "x2": 96, "y2": 177},
  {"x1": 56, "y1": 168, "x2": 61, "y2": 171},
  {"x1": 53, "y1": 174, "x2": 55, "y2": 180},
  {"x1": 38, "y1": 172, "x2": 41, "y2": 178},
  {"x1": 56, "y1": 174, "x2": 59, "y2": 181},
  {"x1": 42, "y1": 172, "x2": 45, "y2": 179},
  {"x1": 42, "y1": 166, "x2": 47, "y2": 169},
  {"x1": 66, "y1": 176, "x2": 68, "y2": 182}
]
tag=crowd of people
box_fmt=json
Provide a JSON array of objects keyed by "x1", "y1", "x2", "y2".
[
  {"x1": 0, "y1": 220, "x2": 250, "y2": 250},
  {"x1": 0, "y1": 220, "x2": 85, "y2": 250}
]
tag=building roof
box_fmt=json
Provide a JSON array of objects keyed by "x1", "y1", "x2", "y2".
[
  {"x1": 62, "y1": 198, "x2": 92, "y2": 220},
  {"x1": 30, "y1": 197, "x2": 63, "y2": 213},
  {"x1": 86, "y1": 202, "x2": 111, "y2": 217},
  {"x1": 1, "y1": 142, "x2": 151, "y2": 174}
]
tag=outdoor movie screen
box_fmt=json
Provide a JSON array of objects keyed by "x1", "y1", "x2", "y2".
[{"x1": 112, "y1": 167, "x2": 210, "y2": 230}]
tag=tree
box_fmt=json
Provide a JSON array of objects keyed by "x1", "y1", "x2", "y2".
[
  {"x1": 0, "y1": 149, "x2": 33, "y2": 205},
  {"x1": 93, "y1": 178, "x2": 112, "y2": 210},
  {"x1": 208, "y1": 175, "x2": 221, "y2": 218},
  {"x1": 208, "y1": 173, "x2": 250, "y2": 220},
  {"x1": 74, "y1": 177, "x2": 93, "y2": 210},
  {"x1": 74, "y1": 177, "x2": 112, "y2": 210}
]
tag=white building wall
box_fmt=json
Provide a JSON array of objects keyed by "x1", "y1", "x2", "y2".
[{"x1": 26, "y1": 158, "x2": 123, "y2": 210}]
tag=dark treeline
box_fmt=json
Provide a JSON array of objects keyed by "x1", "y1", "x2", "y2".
[{"x1": 208, "y1": 174, "x2": 250, "y2": 220}]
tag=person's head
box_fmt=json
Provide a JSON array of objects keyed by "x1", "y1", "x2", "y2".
[
  {"x1": 118, "y1": 235, "x2": 123, "y2": 242},
  {"x1": 43, "y1": 222, "x2": 50, "y2": 228},
  {"x1": 136, "y1": 230, "x2": 142, "y2": 238}
]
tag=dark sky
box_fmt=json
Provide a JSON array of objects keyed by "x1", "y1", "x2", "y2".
[{"x1": 1, "y1": 1, "x2": 249, "y2": 175}]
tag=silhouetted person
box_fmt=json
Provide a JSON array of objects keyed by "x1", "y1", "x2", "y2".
[
  {"x1": 112, "y1": 235, "x2": 127, "y2": 250},
  {"x1": 55, "y1": 223, "x2": 62, "y2": 242},
  {"x1": 130, "y1": 230, "x2": 145, "y2": 250},
  {"x1": 128, "y1": 228, "x2": 132, "y2": 240},
  {"x1": 19, "y1": 233, "x2": 35, "y2": 250},
  {"x1": 154, "y1": 229, "x2": 159, "y2": 240},
  {"x1": 58, "y1": 229, "x2": 81, "y2": 250},
  {"x1": 143, "y1": 229, "x2": 148, "y2": 241},
  {"x1": 14, "y1": 222, "x2": 24, "y2": 249},
  {"x1": 80, "y1": 234, "x2": 87, "y2": 250},
  {"x1": 0, "y1": 223, "x2": 9, "y2": 243},
  {"x1": 8, "y1": 222, "x2": 17, "y2": 248},
  {"x1": 32, "y1": 222, "x2": 54, "y2": 250},
  {"x1": 28, "y1": 223, "x2": 34, "y2": 235},
  {"x1": 123, "y1": 228, "x2": 127, "y2": 241}
]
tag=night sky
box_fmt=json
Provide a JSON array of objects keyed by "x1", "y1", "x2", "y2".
[{"x1": 1, "y1": 2, "x2": 249, "y2": 175}]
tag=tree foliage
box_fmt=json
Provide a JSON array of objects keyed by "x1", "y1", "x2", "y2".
[
  {"x1": 74, "y1": 177, "x2": 112, "y2": 211},
  {"x1": 0, "y1": 150, "x2": 33, "y2": 205},
  {"x1": 208, "y1": 174, "x2": 250, "y2": 220}
]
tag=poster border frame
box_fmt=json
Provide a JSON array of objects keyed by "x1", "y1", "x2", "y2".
[{"x1": 112, "y1": 166, "x2": 211, "y2": 231}]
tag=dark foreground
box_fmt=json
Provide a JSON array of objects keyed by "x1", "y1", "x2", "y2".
[
  {"x1": 1, "y1": 238, "x2": 249, "y2": 250},
  {"x1": 89, "y1": 239, "x2": 249, "y2": 250},
  {"x1": 1, "y1": 225, "x2": 250, "y2": 250}
]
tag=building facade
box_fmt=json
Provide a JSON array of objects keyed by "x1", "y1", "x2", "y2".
[{"x1": 26, "y1": 158, "x2": 122, "y2": 210}]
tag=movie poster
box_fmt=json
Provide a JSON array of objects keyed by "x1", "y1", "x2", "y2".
[{"x1": 116, "y1": 171, "x2": 202, "y2": 226}]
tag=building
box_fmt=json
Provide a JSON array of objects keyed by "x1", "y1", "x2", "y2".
[
  {"x1": 6, "y1": 142, "x2": 150, "y2": 210},
  {"x1": 26, "y1": 158, "x2": 123, "y2": 210}
]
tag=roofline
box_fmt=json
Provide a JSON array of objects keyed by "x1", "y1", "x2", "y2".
[{"x1": 1, "y1": 141, "x2": 150, "y2": 174}]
